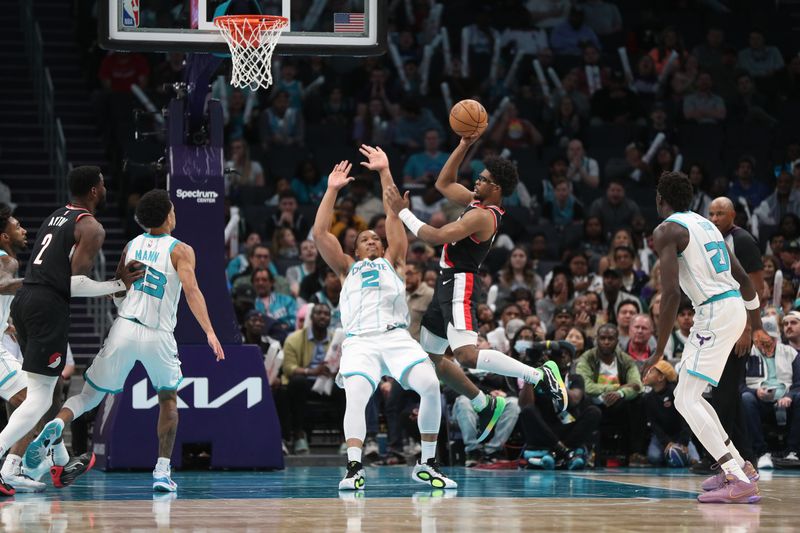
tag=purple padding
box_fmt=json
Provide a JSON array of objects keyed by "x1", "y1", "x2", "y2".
[{"x1": 93, "y1": 344, "x2": 283, "y2": 470}]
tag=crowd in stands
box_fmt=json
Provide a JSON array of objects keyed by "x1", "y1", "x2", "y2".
[{"x1": 79, "y1": 0, "x2": 800, "y2": 468}]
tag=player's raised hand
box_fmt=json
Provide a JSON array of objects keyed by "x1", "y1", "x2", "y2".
[
  {"x1": 208, "y1": 332, "x2": 225, "y2": 361},
  {"x1": 459, "y1": 133, "x2": 481, "y2": 148},
  {"x1": 383, "y1": 184, "x2": 410, "y2": 214},
  {"x1": 327, "y1": 160, "x2": 355, "y2": 191},
  {"x1": 358, "y1": 144, "x2": 389, "y2": 172}
]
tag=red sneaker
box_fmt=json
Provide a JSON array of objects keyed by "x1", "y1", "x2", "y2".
[
  {"x1": 51, "y1": 453, "x2": 96, "y2": 489},
  {"x1": 0, "y1": 474, "x2": 15, "y2": 497}
]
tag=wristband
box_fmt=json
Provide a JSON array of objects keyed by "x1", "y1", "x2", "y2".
[
  {"x1": 743, "y1": 294, "x2": 760, "y2": 310},
  {"x1": 398, "y1": 208, "x2": 425, "y2": 237}
]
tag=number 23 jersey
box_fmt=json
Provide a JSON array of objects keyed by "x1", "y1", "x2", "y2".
[
  {"x1": 662, "y1": 210, "x2": 740, "y2": 307},
  {"x1": 117, "y1": 233, "x2": 183, "y2": 332}
]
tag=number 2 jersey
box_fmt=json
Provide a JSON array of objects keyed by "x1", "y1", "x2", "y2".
[
  {"x1": 340, "y1": 257, "x2": 409, "y2": 336},
  {"x1": 663, "y1": 211, "x2": 740, "y2": 307},
  {"x1": 117, "y1": 233, "x2": 183, "y2": 332}
]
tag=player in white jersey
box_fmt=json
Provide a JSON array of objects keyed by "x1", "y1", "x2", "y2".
[
  {"x1": 25, "y1": 189, "x2": 225, "y2": 492},
  {"x1": 649, "y1": 171, "x2": 772, "y2": 504},
  {"x1": 313, "y1": 148, "x2": 456, "y2": 491}
]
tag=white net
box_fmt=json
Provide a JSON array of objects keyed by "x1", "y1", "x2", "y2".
[{"x1": 214, "y1": 16, "x2": 289, "y2": 91}]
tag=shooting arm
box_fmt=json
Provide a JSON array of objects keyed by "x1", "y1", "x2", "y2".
[{"x1": 435, "y1": 139, "x2": 478, "y2": 206}]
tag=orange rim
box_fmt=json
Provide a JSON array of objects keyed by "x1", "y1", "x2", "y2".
[{"x1": 214, "y1": 15, "x2": 288, "y2": 47}]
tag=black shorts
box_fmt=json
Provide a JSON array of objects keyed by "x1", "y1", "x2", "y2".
[
  {"x1": 11, "y1": 286, "x2": 70, "y2": 377},
  {"x1": 421, "y1": 270, "x2": 482, "y2": 339}
]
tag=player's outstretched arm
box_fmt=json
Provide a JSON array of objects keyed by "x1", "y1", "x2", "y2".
[
  {"x1": 71, "y1": 217, "x2": 143, "y2": 296},
  {"x1": 359, "y1": 144, "x2": 407, "y2": 268},
  {"x1": 384, "y1": 184, "x2": 492, "y2": 246},
  {"x1": 173, "y1": 243, "x2": 224, "y2": 361},
  {"x1": 0, "y1": 256, "x2": 22, "y2": 295},
  {"x1": 311, "y1": 161, "x2": 355, "y2": 276},
  {"x1": 435, "y1": 135, "x2": 481, "y2": 207},
  {"x1": 647, "y1": 223, "x2": 683, "y2": 370}
]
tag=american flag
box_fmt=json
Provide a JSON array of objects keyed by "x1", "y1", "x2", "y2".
[{"x1": 334, "y1": 12, "x2": 365, "y2": 33}]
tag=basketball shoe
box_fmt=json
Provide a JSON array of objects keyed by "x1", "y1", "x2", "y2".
[
  {"x1": 4, "y1": 467, "x2": 45, "y2": 493},
  {"x1": 51, "y1": 453, "x2": 95, "y2": 488},
  {"x1": 697, "y1": 474, "x2": 761, "y2": 504},
  {"x1": 0, "y1": 473, "x2": 15, "y2": 497},
  {"x1": 539, "y1": 360, "x2": 568, "y2": 413},
  {"x1": 338, "y1": 461, "x2": 365, "y2": 490},
  {"x1": 23, "y1": 419, "x2": 63, "y2": 472},
  {"x1": 475, "y1": 396, "x2": 507, "y2": 443},
  {"x1": 412, "y1": 459, "x2": 457, "y2": 489},
  {"x1": 153, "y1": 467, "x2": 178, "y2": 492},
  {"x1": 701, "y1": 461, "x2": 759, "y2": 491}
]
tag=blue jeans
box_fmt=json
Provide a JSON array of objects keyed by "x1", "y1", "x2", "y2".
[
  {"x1": 647, "y1": 435, "x2": 700, "y2": 465},
  {"x1": 452, "y1": 395, "x2": 521, "y2": 454}
]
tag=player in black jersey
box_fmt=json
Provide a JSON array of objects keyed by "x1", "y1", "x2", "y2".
[
  {"x1": 386, "y1": 135, "x2": 568, "y2": 443},
  {"x1": 0, "y1": 166, "x2": 143, "y2": 496}
]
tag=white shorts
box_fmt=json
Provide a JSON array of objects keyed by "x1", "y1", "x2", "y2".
[
  {"x1": 337, "y1": 328, "x2": 433, "y2": 391},
  {"x1": 678, "y1": 296, "x2": 747, "y2": 387},
  {"x1": 0, "y1": 345, "x2": 25, "y2": 400},
  {"x1": 85, "y1": 318, "x2": 182, "y2": 394}
]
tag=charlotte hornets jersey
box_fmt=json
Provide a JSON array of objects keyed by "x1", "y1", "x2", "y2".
[
  {"x1": 663, "y1": 211, "x2": 740, "y2": 307},
  {"x1": 117, "y1": 233, "x2": 183, "y2": 332},
  {"x1": 340, "y1": 257, "x2": 409, "y2": 336},
  {"x1": 0, "y1": 250, "x2": 12, "y2": 327}
]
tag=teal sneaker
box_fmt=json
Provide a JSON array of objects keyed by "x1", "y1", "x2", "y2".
[
  {"x1": 23, "y1": 419, "x2": 63, "y2": 472},
  {"x1": 153, "y1": 468, "x2": 178, "y2": 492}
]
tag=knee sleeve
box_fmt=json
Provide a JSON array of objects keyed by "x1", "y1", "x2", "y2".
[
  {"x1": 406, "y1": 363, "x2": 441, "y2": 435},
  {"x1": 342, "y1": 375, "x2": 373, "y2": 442},
  {"x1": 64, "y1": 381, "x2": 107, "y2": 420}
]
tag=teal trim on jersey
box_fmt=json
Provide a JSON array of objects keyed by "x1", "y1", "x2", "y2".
[
  {"x1": 85, "y1": 374, "x2": 123, "y2": 395},
  {"x1": 398, "y1": 357, "x2": 429, "y2": 387},
  {"x1": 168, "y1": 239, "x2": 181, "y2": 254},
  {"x1": 664, "y1": 217, "x2": 688, "y2": 229},
  {"x1": 0, "y1": 369, "x2": 17, "y2": 388},
  {"x1": 340, "y1": 372, "x2": 377, "y2": 392},
  {"x1": 700, "y1": 289, "x2": 741, "y2": 306},
  {"x1": 156, "y1": 376, "x2": 184, "y2": 392},
  {"x1": 143, "y1": 232, "x2": 170, "y2": 239},
  {"x1": 0, "y1": 250, "x2": 7, "y2": 257},
  {"x1": 686, "y1": 368, "x2": 719, "y2": 387},
  {"x1": 380, "y1": 257, "x2": 404, "y2": 283},
  {"x1": 121, "y1": 315, "x2": 144, "y2": 326}
]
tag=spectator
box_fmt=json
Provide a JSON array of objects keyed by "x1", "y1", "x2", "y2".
[
  {"x1": 632, "y1": 54, "x2": 659, "y2": 98},
  {"x1": 565, "y1": 327, "x2": 591, "y2": 354},
  {"x1": 260, "y1": 90, "x2": 304, "y2": 149},
  {"x1": 737, "y1": 30, "x2": 785, "y2": 80},
  {"x1": 242, "y1": 310, "x2": 285, "y2": 390},
  {"x1": 687, "y1": 163, "x2": 713, "y2": 217},
  {"x1": 405, "y1": 261, "x2": 434, "y2": 341},
  {"x1": 320, "y1": 87, "x2": 352, "y2": 126},
  {"x1": 621, "y1": 314, "x2": 657, "y2": 367},
  {"x1": 151, "y1": 52, "x2": 186, "y2": 106},
  {"x1": 402, "y1": 129, "x2": 450, "y2": 186},
  {"x1": 286, "y1": 240, "x2": 318, "y2": 300},
  {"x1": 272, "y1": 62, "x2": 304, "y2": 109},
  {"x1": 487, "y1": 247, "x2": 543, "y2": 312},
  {"x1": 581, "y1": 216, "x2": 608, "y2": 271},
  {"x1": 614, "y1": 246, "x2": 649, "y2": 297},
  {"x1": 605, "y1": 142, "x2": 654, "y2": 185},
  {"x1": 349, "y1": 176, "x2": 384, "y2": 223},
  {"x1": 728, "y1": 156, "x2": 769, "y2": 208},
  {"x1": 572, "y1": 293, "x2": 603, "y2": 339},
  {"x1": 590, "y1": 71, "x2": 641, "y2": 124},
  {"x1": 252, "y1": 268, "x2": 297, "y2": 333},
  {"x1": 642, "y1": 361, "x2": 700, "y2": 466},
  {"x1": 615, "y1": 299, "x2": 641, "y2": 344},
  {"x1": 589, "y1": 178, "x2": 641, "y2": 235},
  {"x1": 338, "y1": 227, "x2": 359, "y2": 257},
  {"x1": 266, "y1": 177, "x2": 292, "y2": 207},
  {"x1": 575, "y1": 324, "x2": 646, "y2": 465},
  {"x1": 652, "y1": 145, "x2": 679, "y2": 177},
  {"x1": 542, "y1": 176, "x2": 585, "y2": 226},
  {"x1": 265, "y1": 191, "x2": 310, "y2": 243},
  {"x1": 777, "y1": 54, "x2": 800, "y2": 101},
  {"x1": 742, "y1": 316, "x2": 800, "y2": 469},
  {"x1": 581, "y1": 0, "x2": 622, "y2": 39},
  {"x1": 728, "y1": 72, "x2": 777, "y2": 126},
  {"x1": 519, "y1": 337, "x2": 600, "y2": 469},
  {"x1": 356, "y1": 66, "x2": 401, "y2": 106},
  {"x1": 648, "y1": 27, "x2": 686, "y2": 75},
  {"x1": 291, "y1": 159, "x2": 327, "y2": 206},
  {"x1": 664, "y1": 299, "x2": 694, "y2": 364},
  {"x1": 536, "y1": 268, "x2": 575, "y2": 328},
  {"x1": 225, "y1": 138, "x2": 265, "y2": 196},
  {"x1": 282, "y1": 303, "x2": 342, "y2": 455},
  {"x1": 98, "y1": 51, "x2": 150, "y2": 92},
  {"x1": 549, "y1": 95, "x2": 584, "y2": 149},
  {"x1": 784, "y1": 311, "x2": 800, "y2": 351},
  {"x1": 547, "y1": 251, "x2": 602, "y2": 295},
  {"x1": 754, "y1": 170, "x2": 800, "y2": 227},
  {"x1": 231, "y1": 244, "x2": 279, "y2": 290},
  {"x1": 692, "y1": 27, "x2": 726, "y2": 73},
  {"x1": 682, "y1": 71, "x2": 726, "y2": 125},
  {"x1": 600, "y1": 268, "x2": 635, "y2": 319},
  {"x1": 393, "y1": 99, "x2": 444, "y2": 150},
  {"x1": 329, "y1": 197, "x2": 368, "y2": 239},
  {"x1": 489, "y1": 102, "x2": 544, "y2": 150},
  {"x1": 565, "y1": 139, "x2": 600, "y2": 189},
  {"x1": 639, "y1": 103, "x2": 678, "y2": 148},
  {"x1": 526, "y1": 0, "x2": 570, "y2": 29},
  {"x1": 486, "y1": 305, "x2": 524, "y2": 353},
  {"x1": 352, "y1": 98, "x2": 395, "y2": 147},
  {"x1": 599, "y1": 228, "x2": 636, "y2": 275},
  {"x1": 549, "y1": 305, "x2": 576, "y2": 341},
  {"x1": 226, "y1": 231, "x2": 262, "y2": 283},
  {"x1": 550, "y1": 8, "x2": 601, "y2": 57},
  {"x1": 311, "y1": 267, "x2": 342, "y2": 328}
]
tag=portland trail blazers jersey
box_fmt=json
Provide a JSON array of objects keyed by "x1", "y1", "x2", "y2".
[
  {"x1": 24, "y1": 204, "x2": 94, "y2": 300},
  {"x1": 439, "y1": 201, "x2": 504, "y2": 272},
  {"x1": 117, "y1": 233, "x2": 183, "y2": 332},
  {"x1": 340, "y1": 257, "x2": 409, "y2": 336}
]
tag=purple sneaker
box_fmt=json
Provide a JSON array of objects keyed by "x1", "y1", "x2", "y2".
[
  {"x1": 697, "y1": 474, "x2": 760, "y2": 504},
  {"x1": 701, "y1": 461, "x2": 759, "y2": 491}
]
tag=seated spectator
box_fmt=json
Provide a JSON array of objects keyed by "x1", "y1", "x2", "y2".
[
  {"x1": 489, "y1": 102, "x2": 544, "y2": 150},
  {"x1": 737, "y1": 30, "x2": 785, "y2": 80},
  {"x1": 349, "y1": 176, "x2": 384, "y2": 223},
  {"x1": 402, "y1": 129, "x2": 450, "y2": 187},
  {"x1": 487, "y1": 247, "x2": 543, "y2": 312},
  {"x1": 405, "y1": 261, "x2": 434, "y2": 341},
  {"x1": 620, "y1": 314, "x2": 656, "y2": 368},
  {"x1": 311, "y1": 267, "x2": 342, "y2": 328},
  {"x1": 638, "y1": 103, "x2": 678, "y2": 148},
  {"x1": 320, "y1": 87, "x2": 352, "y2": 126},
  {"x1": 643, "y1": 361, "x2": 700, "y2": 466},
  {"x1": 692, "y1": 27, "x2": 726, "y2": 73},
  {"x1": 729, "y1": 156, "x2": 769, "y2": 208},
  {"x1": 291, "y1": 159, "x2": 328, "y2": 206},
  {"x1": 590, "y1": 71, "x2": 641, "y2": 124},
  {"x1": 393, "y1": 98, "x2": 444, "y2": 150},
  {"x1": 663, "y1": 299, "x2": 694, "y2": 364},
  {"x1": 286, "y1": 239, "x2": 318, "y2": 300},
  {"x1": 271, "y1": 228, "x2": 299, "y2": 260},
  {"x1": 549, "y1": 95, "x2": 584, "y2": 149},
  {"x1": 282, "y1": 303, "x2": 343, "y2": 455},
  {"x1": 265, "y1": 191, "x2": 311, "y2": 243},
  {"x1": 260, "y1": 90, "x2": 304, "y2": 149},
  {"x1": 632, "y1": 54, "x2": 659, "y2": 98},
  {"x1": 784, "y1": 311, "x2": 800, "y2": 352},
  {"x1": 728, "y1": 72, "x2": 777, "y2": 126},
  {"x1": 98, "y1": 51, "x2": 150, "y2": 92},
  {"x1": 330, "y1": 196, "x2": 368, "y2": 238},
  {"x1": 536, "y1": 268, "x2": 575, "y2": 329},
  {"x1": 599, "y1": 268, "x2": 636, "y2": 318},
  {"x1": 220, "y1": 88, "x2": 258, "y2": 143},
  {"x1": 607, "y1": 142, "x2": 654, "y2": 185},
  {"x1": 519, "y1": 337, "x2": 600, "y2": 469},
  {"x1": 615, "y1": 299, "x2": 642, "y2": 346},
  {"x1": 272, "y1": 62, "x2": 304, "y2": 110},
  {"x1": 575, "y1": 323, "x2": 646, "y2": 465},
  {"x1": 682, "y1": 71, "x2": 726, "y2": 125},
  {"x1": 581, "y1": 0, "x2": 622, "y2": 40},
  {"x1": 651, "y1": 145, "x2": 679, "y2": 177},
  {"x1": 486, "y1": 305, "x2": 524, "y2": 353},
  {"x1": 231, "y1": 244, "x2": 279, "y2": 290},
  {"x1": 356, "y1": 66, "x2": 402, "y2": 106},
  {"x1": 548, "y1": 305, "x2": 576, "y2": 340},
  {"x1": 546, "y1": 251, "x2": 602, "y2": 295},
  {"x1": 581, "y1": 216, "x2": 608, "y2": 271},
  {"x1": 648, "y1": 27, "x2": 686, "y2": 75},
  {"x1": 754, "y1": 170, "x2": 800, "y2": 227},
  {"x1": 589, "y1": 178, "x2": 641, "y2": 235},
  {"x1": 565, "y1": 139, "x2": 600, "y2": 189},
  {"x1": 225, "y1": 138, "x2": 265, "y2": 195},
  {"x1": 566, "y1": 326, "x2": 591, "y2": 355},
  {"x1": 242, "y1": 310, "x2": 285, "y2": 389},
  {"x1": 550, "y1": 7, "x2": 601, "y2": 57},
  {"x1": 687, "y1": 162, "x2": 713, "y2": 217},
  {"x1": 410, "y1": 177, "x2": 446, "y2": 223},
  {"x1": 542, "y1": 176, "x2": 585, "y2": 227},
  {"x1": 614, "y1": 246, "x2": 649, "y2": 297},
  {"x1": 742, "y1": 316, "x2": 800, "y2": 469},
  {"x1": 226, "y1": 231, "x2": 261, "y2": 284},
  {"x1": 526, "y1": 0, "x2": 570, "y2": 29},
  {"x1": 252, "y1": 267, "x2": 297, "y2": 333},
  {"x1": 572, "y1": 293, "x2": 605, "y2": 339},
  {"x1": 352, "y1": 98, "x2": 395, "y2": 147},
  {"x1": 266, "y1": 177, "x2": 292, "y2": 207},
  {"x1": 338, "y1": 227, "x2": 358, "y2": 257}
]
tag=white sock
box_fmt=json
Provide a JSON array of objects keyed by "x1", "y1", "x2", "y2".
[
  {"x1": 52, "y1": 439, "x2": 70, "y2": 467},
  {"x1": 476, "y1": 349, "x2": 541, "y2": 384},
  {"x1": 421, "y1": 441, "x2": 437, "y2": 463},
  {"x1": 470, "y1": 391, "x2": 488, "y2": 412},
  {"x1": 721, "y1": 458, "x2": 750, "y2": 483},
  {"x1": 2, "y1": 454, "x2": 21, "y2": 477},
  {"x1": 725, "y1": 440, "x2": 745, "y2": 468},
  {"x1": 156, "y1": 457, "x2": 171, "y2": 472},
  {"x1": 347, "y1": 447, "x2": 362, "y2": 463}
]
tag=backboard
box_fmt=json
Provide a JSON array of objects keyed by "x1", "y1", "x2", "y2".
[{"x1": 99, "y1": 0, "x2": 385, "y2": 56}]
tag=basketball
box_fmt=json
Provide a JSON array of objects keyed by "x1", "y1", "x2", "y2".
[
  {"x1": 449, "y1": 99, "x2": 488, "y2": 138},
  {"x1": 665, "y1": 443, "x2": 689, "y2": 467}
]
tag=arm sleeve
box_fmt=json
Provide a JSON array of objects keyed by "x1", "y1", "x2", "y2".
[
  {"x1": 70, "y1": 276, "x2": 125, "y2": 297},
  {"x1": 732, "y1": 231, "x2": 763, "y2": 273}
]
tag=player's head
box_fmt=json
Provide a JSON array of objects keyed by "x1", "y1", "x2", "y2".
[
  {"x1": 69, "y1": 166, "x2": 106, "y2": 212},
  {"x1": 136, "y1": 189, "x2": 175, "y2": 232},
  {"x1": 656, "y1": 171, "x2": 693, "y2": 218},
  {"x1": 354, "y1": 229, "x2": 384, "y2": 261},
  {"x1": 0, "y1": 204, "x2": 27, "y2": 253},
  {"x1": 475, "y1": 157, "x2": 518, "y2": 201}
]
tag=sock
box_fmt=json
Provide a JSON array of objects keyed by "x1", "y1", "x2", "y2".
[
  {"x1": 724, "y1": 439, "x2": 745, "y2": 468},
  {"x1": 720, "y1": 458, "x2": 750, "y2": 483},
  {"x1": 347, "y1": 447, "x2": 362, "y2": 463},
  {"x1": 156, "y1": 457, "x2": 171, "y2": 472},
  {"x1": 470, "y1": 391, "x2": 488, "y2": 412},
  {"x1": 52, "y1": 438, "x2": 70, "y2": 467},
  {"x1": 476, "y1": 349, "x2": 540, "y2": 384},
  {"x1": 1, "y1": 454, "x2": 21, "y2": 477},
  {"x1": 421, "y1": 441, "x2": 437, "y2": 463}
]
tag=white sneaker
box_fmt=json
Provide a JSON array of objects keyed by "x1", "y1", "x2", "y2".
[
  {"x1": 338, "y1": 461, "x2": 365, "y2": 490},
  {"x1": 363, "y1": 438, "x2": 379, "y2": 459},
  {"x1": 757, "y1": 452, "x2": 774, "y2": 470},
  {"x1": 23, "y1": 454, "x2": 54, "y2": 482},
  {"x1": 152, "y1": 468, "x2": 178, "y2": 492},
  {"x1": 412, "y1": 459, "x2": 457, "y2": 489},
  {"x1": 4, "y1": 470, "x2": 46, "y2": 493},
  {"x1": 784, "y1": 451, "x2": 799, "y2": 462}
]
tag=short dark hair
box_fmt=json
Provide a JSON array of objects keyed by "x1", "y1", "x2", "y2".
[
  {"x1": 598, "y1": 323, "x2": 618, "y2": 336},
  {"x1": 677, "y1": 298, "x2": 694, "y2": 315},
  {"x1": 251, "y1": 266, "x2": 273, "y2": 283},
  {"x1": 69, "y1": 166, "x2": 103, "y2": 197},
  {"x1": 0, "y1": 203, "x2": 12, "y2": 234},
  {"x1": 656, "y1": 171, "x2": 693, "y2": 212},
  {"x1": 406, "y1": 260, "x2": 425, "y2": 273},
  {"x1": 278, "y1": 191, "x2": 297, "y2": 202},
  {"x1": 484, "y1": 157, "x2": 519, "y2": 197},
  {"x1": 135, "y1": 189, "x2": 173, "y2": 228},
  {"x1": 250, "y1": 244, "x2": 270, "y2": 258},
  {"x1": 613, "y1": 245, "x2": 635, "y2": 257}
]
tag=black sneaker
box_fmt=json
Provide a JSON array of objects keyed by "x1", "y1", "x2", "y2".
[
  {"x1": 539, "y1": 361, "x2": 568, "y2": 413},
  {"x1": 51, "y1": 452, "x2": 96, "y2": 489},
  {"x1": 476, "y1": 396, "x2": 507, "y2": 443},
  {"x1": 465, "y1": 450, "x2": 482, "y2": 468},
  {"x1": 689, "y1": 456, "x2": 718, "y2": 475},
  {"x1": 338, "y1": 461, "x2": 365, "y2": 490}
]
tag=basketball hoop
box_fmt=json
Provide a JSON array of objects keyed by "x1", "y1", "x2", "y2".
[{"x1": 214, "y1": 15, "x2": 288, "y2": 91}]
